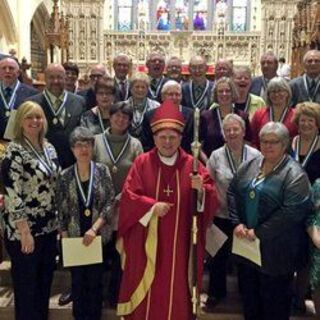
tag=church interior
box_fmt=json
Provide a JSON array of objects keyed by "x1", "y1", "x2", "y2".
[{"x1": 0, "y1": 0, "x2": 320, "y2": 319}]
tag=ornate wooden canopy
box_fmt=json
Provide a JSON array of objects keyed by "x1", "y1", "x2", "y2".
[
  {"x1": 291, "y1": 0, "x2": 320, "y2": 77},
  {"x1": 45, "y1": 0, "x2": 69, "y2": 63}
]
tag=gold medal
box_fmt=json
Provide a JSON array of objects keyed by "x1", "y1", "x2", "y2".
[
  {"x1": 84, "y1": 208, "x2": 91, "y2": 217},
  {"x1": 53, "y1": 118, "x2": 58, "y2": 125},
  {"x1": 112, "y1": 165, "x2": 118, "y2": 173},
  {"x1": 249, "y1": 190, "x2": 255, "y2": 199}
]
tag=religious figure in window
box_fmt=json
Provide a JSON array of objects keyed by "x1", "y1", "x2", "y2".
[
  {"x1": 193, "y1": 0, "x2": 207, "y2": 30},
  {"x1": 175, "y1": 0, "x2": 188, "y2": 30},
  {"x1": 157, "y1": 0, "x2": 170, "y2": 30}
]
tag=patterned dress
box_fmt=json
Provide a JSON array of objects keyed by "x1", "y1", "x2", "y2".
[{"x1": 309, "y1": 179, "x2": 320, "y2": 289}]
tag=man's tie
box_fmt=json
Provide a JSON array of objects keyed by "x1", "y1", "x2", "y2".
[
  {"x1": 119, "y1": 81, "x2": 126, "y2": 99},
  {"x1": 193, "y1": 85, "x2": 203, "y2": 101},
  {"x1": 4, "y1": 87, "x2": 12, "y2": 103},
  {"x1": 309, "y1": 79, "x2": 316, "y2": 97},
  {"x1": 150, "y1": 78, "x2": 158, "y2": 92}
]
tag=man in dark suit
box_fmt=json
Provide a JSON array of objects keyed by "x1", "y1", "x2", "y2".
[
  {"x1": 181, "y1": 55, "x2": 214, "y2": 111},
  {"x1": 113, "y1": 53, "x2": 131, "y2": 102},
  {"x1": 141, "y1": 80, "x2": 194, "y2": 153},
  {"x1": 289, "y1": 50, "x2": 320, "y2": 105},
  {"x1": 146, "y1": 52, "x2": 168, "y2": 102},
  {"x1": 77, "y1": 64, "x2": 107, "y2": 110},
  {"x1": 250, "y1": 52, "x2": 278, "y2": 99},
  {"x1": 0, "y1": 57, "x2": 38, "y2": 139},
  {"x1": 28, "y1": 63, "x2": 85, "y2": 169}
]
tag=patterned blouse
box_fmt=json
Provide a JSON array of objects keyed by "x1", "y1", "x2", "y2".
[{"x1": 1, "y1": 141, "x2": 60, "y2": 241}]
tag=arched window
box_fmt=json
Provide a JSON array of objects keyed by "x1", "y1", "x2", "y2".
[
  {"x1": 175, "y1": 0, "x2": 189, "y2": 30},
  {"x1": 231, "y1": 0, "x2": 248, "y2": 31},
  {"x1": 118, "y1": 0, "x2": 134, "y2": 31}
]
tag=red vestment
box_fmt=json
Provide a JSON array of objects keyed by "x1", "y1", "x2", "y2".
[{"x1": 117, "y1": 148, "x2": 218, "y2": 320}]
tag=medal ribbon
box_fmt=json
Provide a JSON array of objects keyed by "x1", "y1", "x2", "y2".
[
  {"x1": 24, "y1": 137, "x2": 54, "y2": 177},
  {"x1": 74, "y1": 161, "x2": 95, "y2": 208},
  {"x1": 148, "y1": 76, "x2": 165, "y2": 99},
  {"x1": 269, "y1": 106, "x2": 289, "y2": 123},
  {"x1": 44, "y1": 90, "x2": 68, "y2": 120},
  {"x1": 132, "y1": 98, "x2": 148, "y2": 129},
  {"x1": 303, "y1": 74, "x2": 320, "y2": 102},
  {"x1": 0, "y1": 80, "x2": 20, "y2": 113},
  {"x1": 97, "y1": 108, "x2": 108, "y2": 133},
  {"x1": 295, "y1": 135, "x2": 319, "y2": 168},
  {"x1": 225, "y1": 144, "x2": 247, "y2": 175},
  {"x1": 102, "y1": 131, "x2": 130, "y2": 168},
  {"x1": 216, "y1": 104, "x2": 235, "y2": 139},
  {"x1": 190, "y1": 80, "x2": 210, "y2": 109}
]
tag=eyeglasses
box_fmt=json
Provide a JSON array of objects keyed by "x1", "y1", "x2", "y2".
[
  {"x1": 90, "y1": 74, "x2": 103, "y2": 79},
  {"x1": 260, "y1": 139, "x2": 281, "y2": 146},
  {"x1": 73, "y1": 141, "x2": 93, "y2": 149}
]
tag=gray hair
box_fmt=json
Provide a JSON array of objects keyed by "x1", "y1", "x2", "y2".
[
  {"x1": 259, "y1": 122, "x2": 289, "y2": 148},
  {"x1": 265, "y1": 77, "x2": 292, "y2": 106},
  {"x1": 222, "y1": 113, "x2": 246, "y2": 131},
  {"x1": 69, "y1": 127, "x2": 95, "y2": 148},
  {"x1": 161, "y1": 80, "x2": 181, "y2": 95}
]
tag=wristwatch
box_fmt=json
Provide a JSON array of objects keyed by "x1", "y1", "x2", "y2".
[{"x1": 91, "y1": 225, "x2": 98, "y2": 234}]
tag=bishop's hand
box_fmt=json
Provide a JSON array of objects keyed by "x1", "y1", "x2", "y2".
[
  {"x1": 190, "y1": 173, "x2": 203, "y2": 192},
  {"x1": 153, "y1": 202, "x2": 173, "y2": 217}
]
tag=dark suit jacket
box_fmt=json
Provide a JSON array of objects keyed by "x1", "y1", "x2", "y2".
[
  {"x1": 249, "y1": 76, "x2": 266, "y2": 97},
  {"x1": 147, "y1": 76, "x2": 168, "y2": 102},
  {"x1": 289, "y1": 75, "x2": 320, "y2": 106},
  {"x1": 28, "y1": 92, "x2": 86, "y2": 168},
  {"x1": 77, "y1": 88, "x2": 96, "y2": 110},
  {"x1": 114, "y1": 78, "x2": 131, "y2": 102},
  {"x1": 0, "y1": 83, "x2": 38, "y2": 139},
  {"x1": 141, "y1": 105, "x2": 194, "y2": 154},
  {"x1": 181, "y1": 80, "x2": 214, "y2": 111}
]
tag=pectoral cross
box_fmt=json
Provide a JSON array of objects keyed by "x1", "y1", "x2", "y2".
[{"x1": 163, "y1": 185, "x2": 173, "y2": 197}]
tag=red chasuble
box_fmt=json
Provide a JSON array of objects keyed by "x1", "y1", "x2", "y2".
[{"x1": 117, "y1": 148, "x2": 218, "y2": 320}]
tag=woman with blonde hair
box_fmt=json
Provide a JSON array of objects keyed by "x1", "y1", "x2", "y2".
[{"x1": 1, "y1": 101, "x2": 60, "y2": 320}]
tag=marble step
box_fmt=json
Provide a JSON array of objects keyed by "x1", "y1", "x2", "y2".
[{"x1": 0, "y1": 261, "x2": 315, "y2": 320}]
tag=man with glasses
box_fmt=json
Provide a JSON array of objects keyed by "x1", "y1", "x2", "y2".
[
  {"x1": 181, "y1": 55, "x2": 214, "y2": 111},
  {"x1": 146, "y1": 52, "x2": 168, "y2": 102},
  {"x1": 78, "y1": 64, "x2": 107, "y2": 110},
  {"x1": 166, "y1": 56, "x2": 183, "y2": 83},
  {"x1": 113, "y1": 53, "x2": 132, "y2": 102},
  {"x1": 141, "y1": 80, "x2": 194, "y2": 153},
  {"x1": 290, "y1": 50, "x2": 320, "y2": 105}
]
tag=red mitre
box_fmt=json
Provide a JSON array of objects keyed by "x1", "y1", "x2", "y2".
[{"x1": 150, "y1": 99, "x2": 185, "y2": 134}]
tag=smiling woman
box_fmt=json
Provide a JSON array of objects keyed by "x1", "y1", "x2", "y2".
[{"x1": 1, "y1": 101, "x2": 60, "y2": 320}]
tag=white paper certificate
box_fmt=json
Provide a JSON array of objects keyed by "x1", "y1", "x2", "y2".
[
  {"x1": 62, "y1": 236, "x2": 103, "y2": 267},
  {"x1": 232, "y1": 235, "x2": 262, "y2": 267},
  {"x1": 205, "y1": 223, "x2": 228, "y2": 257}
]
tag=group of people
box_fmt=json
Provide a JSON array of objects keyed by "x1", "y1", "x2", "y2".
[{"x1": 0, "y1": 48, "x2": 319, "y2": 320}]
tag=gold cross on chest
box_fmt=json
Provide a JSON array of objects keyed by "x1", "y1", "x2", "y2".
[{"x1": 163, "y1": 185, "x2": 174, "y2": 197}]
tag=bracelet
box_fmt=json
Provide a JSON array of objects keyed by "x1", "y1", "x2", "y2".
[{"x1": 91, "y1": 225, "x2": 98, "y2": 234}]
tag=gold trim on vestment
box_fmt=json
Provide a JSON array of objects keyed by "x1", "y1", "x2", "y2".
[
  {"x1": 116, "y1": 169, "x2": 161, "y2": 316},
  {"x1": 168, "y1": 170, "x2": 180, "y2": 320}
]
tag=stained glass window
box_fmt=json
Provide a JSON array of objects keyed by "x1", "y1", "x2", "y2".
[
  {"x1": 156, "y1": 0, "x2": 171, "y2": 30},
  {"x1": 175, "y1": 0, "x2": 189, "y2": 30},
  {"x1": 193, "y1": 0, "x2": 208, "y2": 30},
  {"x1": 118, "y1": 0, "x2": 133, "y2": 31},
  {"x1": 232, "y1": 0, "x2": 247, "y2": 32}
]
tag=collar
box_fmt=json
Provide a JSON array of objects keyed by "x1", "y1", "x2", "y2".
[
  {"x1": 158, "y1": 151, "x2": 178, "y2": 166},
  {"x1": 45, "y1": 89, "x2": 65, "y2": 104},
  {"x1": 115, "y1": 77, "x2": 127, "y2": 85},
  {"x1": 2, "y1": 80, "x2": 18, "y2": 91},
  {"x1": 307, "y1": 75, "x2": 320, "y2": 83}
]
